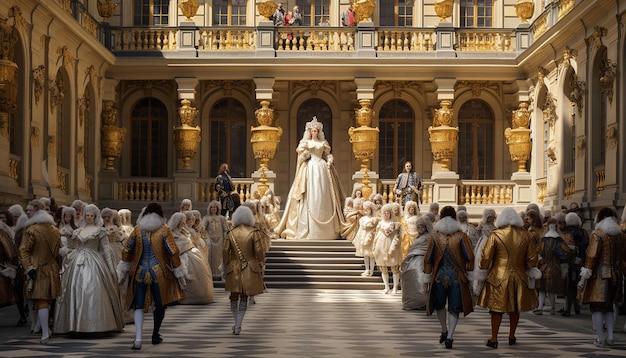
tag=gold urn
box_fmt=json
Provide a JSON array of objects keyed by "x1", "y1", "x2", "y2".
[
  {"x1": 0, "y1": 58, "x2": 18, "y2": 114},
  {"x1": 505, "y1": 127, "x2": 532, "y2": 172},
  {"x1": 429, "y1": 100, "x2": 458, "y2": 171},
  {"x1": 353, "y1": 0, "x2": 375, "y2": 24},
  {"x1": 174, "y1": 99, "x2": 201, "y2": 170},
  {"x1": 514, "y1": 0, "x2": 535, "y2": 23},
  {"x1": 251, "y1": 100, "x2": 282, "y2": 196},
  {"x1": 97, "y1": 0, "x2": 117, "y2": 21},
  {"x1": 100, "y1": 101, "x2": 126, "y2": 170},
  {"x1": 434, "y1": 0, "x2": 454, "y2": 22},
  {"x1": 179, "y1": 0, "x2": 200, "y2": 21},
  {"x1": 257, "y1": 1, "x2": 278, "y2": 21},
  {"x1": 349, "y1": 99, "x2": 379, "y2": 199}
]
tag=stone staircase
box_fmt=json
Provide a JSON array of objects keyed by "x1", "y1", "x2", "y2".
[{"x1": 262, "y1": 239, "x2": 382, "y2": 290}]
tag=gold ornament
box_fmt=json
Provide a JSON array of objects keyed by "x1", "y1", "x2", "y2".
[
  {"x1": 514, "y1": 0, "x2": 535, "y2": 23},
  {"x1": 97, "y1": 0, "x2": 117, "y2": 21},
  {"x1": 434, "y1": 0, "x2": 454, "y2": 22},
  {"x1": 353, "y1": 0, "x2": 375, "y2": 24},
  {"x1": 100, "y1": 101, "x2": 126, "y2": 170},
  {"x1": 349, "y1": 99, "x2": 379, "y2": 199},
  {"x1": 251, "y1": 100, "x2": 282, "y2": 196},
  {"x1": 257, "y1": 1, "x2": 278, "y2": 21},
  {"x1": 179, "y1": 0, "x2": 200, "y2": 21}
]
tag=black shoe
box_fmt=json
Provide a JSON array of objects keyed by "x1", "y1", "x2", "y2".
[
  {"x1": 561, "y1": 311, "x2": 571, "y2": 317},
  {"x1": 16, "y1": 317, "x2": 28, "y2": 327},
  {"x1": 152, "y1": 334, "x2": 163, "y2": 345},
  {"x1": 574, "y1": 307, "x2": 581, "y2": 315},
  {"x1": 557, "y1": 307, "x2": 565, "y2": 313},
  {"x1": 486, "y1": 340, "x2": 498, "y2": 349},
  {"x1": 508, "y1": 337, "x2": 516, "y2": 346},
  {"x1": 445, "y1": 338, "x2": 454, "y2": 349},
  {"x1": 439, "y1": 331, "x2": 448, "y2": 344}
]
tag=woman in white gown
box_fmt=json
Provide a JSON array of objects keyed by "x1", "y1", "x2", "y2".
[
  {"x1": 54, "y1": 204, "x2": 124, "y2": 334},
  {"x1": 276, "y1": 116, "x2": 346, "y2": 240},
  {"x1": 168, "y1": 212, "x2": 214, "y2": 304}
]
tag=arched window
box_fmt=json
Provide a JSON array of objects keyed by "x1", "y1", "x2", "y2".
[
  {"x1": 130, "y1": 98, "x2": 169, "y2": 177},
  {"x1": 461, "y1": 0, "x2": 493, "y2": 28},
  {"x1": 210, "y1": 98, "x2": 247, "y2": 177},
  {"x1": 380, "y1": 0, "x2": 413, "y2": 26},
  {"x1": 378, "y1": 99, "x2": 414, "y2": 179},
  {"x1": 213, "y1": 0, "x2": 247, "y2": 26},
  {"x1": 296, "y1": 99, "x2": 333, "y2": 146},
  {"x1": 457, "y1": 99, "x2": 494, "y2": 180},
  {"x1": 133, "y1": 0, "x2": 170, "y2": 26}
]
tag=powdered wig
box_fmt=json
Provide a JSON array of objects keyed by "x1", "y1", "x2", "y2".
[
  {"x1": 28, "y1": 199, "x2": 45, "y2": 211},
  {"x1": 180, "y1": 199, "x2": 192, "y2": 211},
  {"x1": 168, "y1": 212, "x2": 187, "y2": 231},
  {"x1": 424, "y1": 212, "x2": 436, "y2": 224},
  {"x1": 344, "y1": 197, "x2": 354, "y2": 207},
  {"x1": 456, "y1": 210, "x2": 469, "y2": 223},
  {"x1": 495, "y1": 207, "x2": 524, "y2": 228},
  {"x1": 118, "y1": 209, "x2": 132, "y2": 226},
  {"x1": 208, "y1": 200, "x2": 221, "y2": 215},
  {"x1": 39, "y1": 197, "x2": 51, "y2": 208},
  {"x1": 82, "y1": 204, "x2": 103, "y2": 227},
  {"x1": 8, "y1": 204, "x2": 25, "y2": 218},
  {"x1": 416, "y1": 216, "x2": 431, "y2": 232},
  {"x1": 457, "y1": 205, "x2": 467, "y2": 213},
  {"x1": 429, "y1": 202, "x2": 440, "y2": 212},
  {"x1": 565, "y1": 212, "x2": 582, "y2": 227},
  {"x1": 101, "y1": 207, "x2": 118, "y2": 225},
  {"x1": 554, "y1": 212, "x2": 566, "y2": 224},
  {"x1": 302, "y1": 116, "x2": 326, "y2": 141},
  {"x1": 60, "y1": 206, "x2": 77, "y2": 229},
  {"x1": 242, "y1": 200, "x2": 258, "y2": 216},
  {"x1": 362, "y1": 200, "x2": 376, "y2": 214},
  {"x1": 480, "y1": 208, "x2": 497, "y2": 224},
  {"x1": 231, "y1": 206, "x2": 256, "y2": 227},
  {"x1": 71, "y1": 199, "x2": 85, "y2": 210},
  {"x1": 380, "y1": 203, "x2": 394, "y2": 219},
  {"x1": 404, "y1": 201, "x2": 418, "y2": 217}
]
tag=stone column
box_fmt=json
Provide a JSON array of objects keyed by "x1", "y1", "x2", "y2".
[
  {"x1": 251, "y1": 77, "x2": 278, "y2": 196},
  {"x1": 351, "y1": 78, "x2": 379, "y2": 198},
  {"x1": 173, "y1": 78, "x2": 200, "y2": 203}
]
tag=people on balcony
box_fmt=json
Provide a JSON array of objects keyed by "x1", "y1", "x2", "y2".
[
  {"x1": 276, "y1": 117, "x2": 347, "y2": 240},
  {"x1": 271, "y1": 3, "x2": 285, "y2": 26},
  {"x1": 341, "y1": 3, "x2": 356, "y2": 26}
]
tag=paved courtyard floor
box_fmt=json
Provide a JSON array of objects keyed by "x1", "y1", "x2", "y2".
[{"x1": 1, "y1": 289, "x2": 625, "y2": 357}]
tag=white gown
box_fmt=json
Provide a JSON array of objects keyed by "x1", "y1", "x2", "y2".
[
  {"x1": 54, "y1": 227, "x2": 124, "y2": 333},
  {"x1": 277, "y1": 139, "x2": 346, "y2": 240}
]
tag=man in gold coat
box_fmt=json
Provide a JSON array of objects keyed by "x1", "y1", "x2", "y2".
[
  {"x1": 18, "y1": 199, "x2": 62, "y2": 344},
  {"x1": 224, "y1": 205, "x2": 266, "y2": 335},
  {"x1": 476, "y1": 207, "x2": 540, "y2": 349},
  {"x1": 578, "y1": 207, "x2": 625, "y2": 347},
  {"x1": 118, "y1": 202, "x2": 186, "y2": 350},
  {"x1": 423, "y1": 206, "x2": 474, "y2": 349}
]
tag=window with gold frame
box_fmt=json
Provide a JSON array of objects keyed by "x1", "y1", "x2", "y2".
[
  {"x1": 133, "y1": 0, "x2": 170, "y2": 26},
  {"x1": 130, "y1": 98, "x2": 169, "y2": 177},
  {"x1": 378, "y1": 99, "x2": 414, "y2": 179},
  {"x1": 210, "y1": 98, "x2": 248, "y2": 177},
  {"x1": 457, "y1": 99, "x2": 494, "y2": 180},
  {"x1": 379, "y1": 0, "x2": 413, "y2": 26},
  {"x1": 460, "y1": 0, "x2": 493, "y2": 28},
  {"x1": 213, "y1": 0, "x2": 247, "y2": 26}
]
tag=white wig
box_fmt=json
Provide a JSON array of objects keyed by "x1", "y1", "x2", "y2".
[
  {"x1": 481, "y1": 208, "x2": 497, "y2": 224},
  {"x1": 231, "y1": 206, "x2": 256, "y2": 227},
  {"x1": 207, "y1": 200, "x2": 221, "y2": 215},
  {"x1": 168, "y1": 212, "x2": 187, "y2": 232},
  {"x1": 60, "y1": 206, "x2": 77, "y2": 227},
  {"x1": 362, "y1": 200, "x2": 376, "y2": 213},
  {"x1": 495, "y1": 207, "x2": 524, "y2": 228},
  {"x1": 456, "y1": 209, "x2": 469, "y2": 223},
  {"x1": 404, "y1": 201, "x2": 418, "y2": 218},
  {"x1": 71, "y1": 199, "x2": 85, "y2": 210},
  {"x1": 565, "y1": 212, "x2": 581, "y2": 227},
  {"x1": 180, "y1": 198, "x2": 192, "y2": 210},
  {"x1": 82, "y1": 203, "x2": 103, "y2": 227},
  {"x1": 8, "y1": 204, "x2": 25, "y2": 218},
  {"x1": 118, "y1": 209, "x2": 132, "y2": 226}
]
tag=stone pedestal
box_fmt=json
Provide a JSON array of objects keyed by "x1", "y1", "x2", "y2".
[
  {"x1": 174, "y1": 171, "x2": 199, "y2": 202},
  {"x1": 178, "y1": 21, "x2": 198, "y2": 57},
  {"x1": 257, "y1": 21, "x2": 276, "y2": 57},
  {"x1": 436, "y1": 23, "x2": 456, "y2": 58},
  {"x1": 356, "y1": 22, "x2": 376, "y2": 57},
  {"x1": 97, "y1": 169, "x2": 119, "y2": 201},
  {"x1": 516, "y1": 23, "x2": 532, "y2": 52},
  {"x1": 431, "y1": 171, "x2": 459, "y2": 206},
  {"x1": 351, "y1": 170, "x2": 379, "y2": 196},
  {"x1": 511, "y1": 171, "x2": 532, "y2": 205}
]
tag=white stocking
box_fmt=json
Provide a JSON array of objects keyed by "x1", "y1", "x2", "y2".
[
  {"x1": 436, "y1": 309, "x2": 447, "y2": 333},
  {"x1": 548, "y1": 293, "x2": 556, "y2": 309},
  {"x1": 604, "y1": 312, "x2": 615, "y2": 341},
  {"x1": 381, "y1": 268, "x2": 389, "y2": 293},
  {"x1": 134, "y1": 309, "x2": 144, "y2": 343},
  {"x1": 448, "y1": 312, "x2": 459, "y2": 340},
  {"x1": 362, "y1": 257, "x2": 370, "y2": 275},
  {"x1": 369, "y1": 257, "x2": 376, "y2": 276},
  {"x1": 537, "y1": 291, "x2": 545, "y2": 310},
  {"x1": 391, "y1": 271, "x2": 400, "y2": 294},
  {"x1": 38, "y1": 308, "x2": 49, "y2": 340},
  {"x1": 592, "y1": 311, "x2": 604, "y2": 342}
]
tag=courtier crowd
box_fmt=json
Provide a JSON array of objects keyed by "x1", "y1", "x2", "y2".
[{"x1": 0, "y1": 193, "x2": 275, "y2": 348}]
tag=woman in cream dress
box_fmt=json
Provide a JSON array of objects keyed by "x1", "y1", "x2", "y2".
[
  {"x1": 168, "y1": 212, "x2": 214, "y2": 304},
  {"x1": 54, "y1": 204, "x2": 124, "y2": 334},
  {"x1": 276, "y1": 117, "x2": 346, "y2": 240}
]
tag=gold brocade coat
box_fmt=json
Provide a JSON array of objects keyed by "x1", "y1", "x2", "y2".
[
  {"x1": 223, "y1": 225, "x2": 266, "y2": 296},
  {"x1": 478, "y1": 225, "x2": 538, "y2": 313},
  {"x1": 424, "y1": 230, "x2": 474, "y2": 317},
  {"x1": 579, "y1": 225, "x2": 625, "y2": 305},
  {"x1": 122, "y1": 225, "x2": 185, "y2": 308},
  {"x1": 18, "y1": 222, "x2": 62, "y2": 301}
]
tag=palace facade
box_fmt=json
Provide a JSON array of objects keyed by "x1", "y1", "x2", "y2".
[{"x1": 0, "y1": 0, "x2": 624, "y2": 222}]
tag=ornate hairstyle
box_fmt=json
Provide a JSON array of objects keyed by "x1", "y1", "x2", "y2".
[
  {"x1": 302, "y1": 116, "x2": 326, "y2": 141},
  {"x1": 82, "y1": 203, "x2": 103, "y2": 227}
]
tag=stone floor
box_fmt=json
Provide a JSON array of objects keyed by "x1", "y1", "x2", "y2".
[{"x1": 1, "y1": 289, "x2": 625, "y2": 357}]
